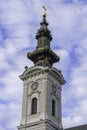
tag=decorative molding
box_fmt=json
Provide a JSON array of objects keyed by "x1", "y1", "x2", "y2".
[
  {"x1": 50, "y1": 92, "x2": 59, "y2": 100},
  {"x1": 20, "y1": 66, "x2": 65, "y2": 85},
  {"x1": 28, "y1": 90, "x2": 41, "y2": 98}
]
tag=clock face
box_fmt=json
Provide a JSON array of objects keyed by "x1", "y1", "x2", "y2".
[
  {"x1": 51, "y1": 84, "x2": 57, "y2": 93},
  {"x1": 31, "y1": 82, "x2": 38, "y2": 90}
]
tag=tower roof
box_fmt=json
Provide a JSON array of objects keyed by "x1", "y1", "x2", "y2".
[
  {"x1": 27, "y1": 7, "x2": 60, "y2": 67},
  {"x1": 36, "y1": 15, "x2": 52, "y2": 41}
]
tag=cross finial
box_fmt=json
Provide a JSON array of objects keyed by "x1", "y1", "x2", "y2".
[{"x1": 42, "y1": 5, "x2": 47, "y2": 16}]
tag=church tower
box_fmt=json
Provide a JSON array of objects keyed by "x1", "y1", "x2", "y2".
[{"x1": 18, "y1": 7, "x2": 66, "y2": 130}]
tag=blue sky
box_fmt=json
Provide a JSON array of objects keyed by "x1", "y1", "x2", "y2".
[{"x1": 0, "y1": 0, "x2": 87, "y2": 130}]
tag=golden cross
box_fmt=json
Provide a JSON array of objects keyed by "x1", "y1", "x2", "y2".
[{"x1": 42, "y1": 6, "x2": 47, "y2": 16}]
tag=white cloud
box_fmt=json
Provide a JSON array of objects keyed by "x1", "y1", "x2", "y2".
[
  {"x1": 62, "y1": 35, "x2": 87, "y2": 128},
  {"x1": 63, "y1": 99, "x2": 87, "y2": 128},
  {"x1": 54, "y1": 49, "x2": 71, "y2": 78},
  {"x1": 0, "y1": 0, "x2": 31, "y2": 25},
  {"x1": 0, "y1": 103, "x2": 21, "y2": 130}
]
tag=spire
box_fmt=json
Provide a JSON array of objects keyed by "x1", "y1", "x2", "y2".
[
  {"x1": 27, "y1": 7, "x2": 60, "y2": 67},
  {"x1": 36, "y1": 14, "x2": 52, "y2": 41},
  {"x1": 36, "y1": 6, "x2": 52, "y2": 49}
]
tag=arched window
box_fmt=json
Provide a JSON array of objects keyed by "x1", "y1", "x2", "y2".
[
  {"x1": 31, "y1": 98, "x2": 37, "y2": 115},
  {"x1": 52, "y1": 100, "x2": 55, "y2": 116}
]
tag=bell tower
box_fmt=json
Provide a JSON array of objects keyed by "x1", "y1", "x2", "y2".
[{"x1": 18, "y1": 7, "x2": 66, "y2": 130}]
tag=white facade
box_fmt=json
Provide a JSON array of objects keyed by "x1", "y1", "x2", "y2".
[{"x1": 18, "y1": 66, "x2": 65, "y2": 130}]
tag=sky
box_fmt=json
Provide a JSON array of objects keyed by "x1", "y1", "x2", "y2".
[{"x1": 0, "y1": 0, "x2": 87, "y2": 130}]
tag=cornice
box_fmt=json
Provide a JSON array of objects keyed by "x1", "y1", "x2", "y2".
[{"x1": 19, "y1": 66, "x2": 66, "y2": 85}]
